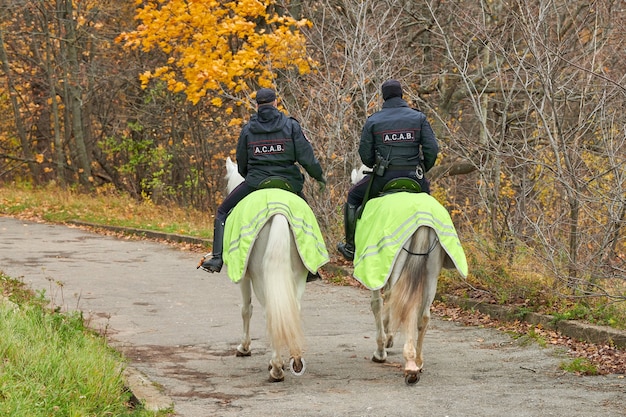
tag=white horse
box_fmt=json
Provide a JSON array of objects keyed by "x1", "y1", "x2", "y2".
[
  {"x1": 223, "y1": 157, "x2": 310, "y2": 382},
  {"x1": 351, "y1": 166, "x2": 465, "y2": 385}
]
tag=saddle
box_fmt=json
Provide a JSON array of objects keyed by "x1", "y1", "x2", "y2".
[
  {"x1": 357, "y1": 176, "x2": 422, "y2": 219},
  {"x1": 258, "y1": 176, "x2": 294, "y2": 192},
  {"x1": 379, "y1": 177, "x2": 421, "y2": 195}
]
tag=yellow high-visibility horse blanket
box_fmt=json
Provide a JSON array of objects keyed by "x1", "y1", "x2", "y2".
[
  {"x1": 223, "y1": 188, "x2": 329, "y2": 283},
  {"x1": 354, "y1": 192, "x2": 468, "y2": 290}
]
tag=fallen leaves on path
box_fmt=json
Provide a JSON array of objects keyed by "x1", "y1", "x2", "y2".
[{"x1": 431, "y1": 301, "x2": 626, "y2": 376}]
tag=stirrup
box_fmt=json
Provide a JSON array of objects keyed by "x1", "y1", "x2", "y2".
[
  {"x1": 199, "y1": 256, "x2": 223, "y2": 273},
  {"x1": 337, "y1": 242, "x2": 355, "y2": 261}
]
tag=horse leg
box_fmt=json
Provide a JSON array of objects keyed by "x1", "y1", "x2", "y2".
[
  {"x1": 382, "y1": 290, "x2": 393, "y2": 348},
  {"x1": 288, "y1": 264, "x2": 308, "y2": 376},
  {"x1": 371, "y1": 289, "x2": 388, "y2": 363},
  {"x1": 236, "y1": 276, "x2": 252, "y2": 357},
  {"x1": 414, "y1": 263, "x2": 437, "y2": 372},
  {"x1": 402, "y1": 312, "x2": 421, "y2": 384},
  {"x1": 414, "y1": 312, "x2": 430, "y2": 371},
  {"x1": 408, "y1": 246, "x2": 441, "y2": 379}
]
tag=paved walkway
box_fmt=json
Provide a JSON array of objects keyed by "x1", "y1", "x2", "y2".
[{"x1": 1, "y1": 216, "x2": 624, "y2": 417}]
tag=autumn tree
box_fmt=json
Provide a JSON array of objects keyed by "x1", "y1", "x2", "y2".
[
  {"x1": 115, "y1": 0, "x2": 316, "y2": 210},
  {"x1": 0, "y1": 5, "x2": 41, "y2": 181},
  {"x1": 423, "y1": 0, "x2": 626, "y2": 296},
  {"x1": 118, "y1": 0, "x2": 314, "y2": 106},
  {"x1": 0, "y1": 0, "x2": 141, "y2": 188}
]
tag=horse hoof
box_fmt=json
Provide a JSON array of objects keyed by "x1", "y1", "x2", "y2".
[
  {"x1": 371, "y1": 354, "x2": 387, "y2": 363},
  {"x1": 269, "y1": 374, "x2": 285, "y2": 383},
  {"x1": 236, "y1": 349, "x2": 251, "y2": 357},
  {"x1": 268, "y1": 361, "x2": 285, "y2": 382},
  {"x1": 405, "y1": 372, "x2": 420, "y2": 385},
  {"x1": 289, "y1": 357, "x2": 307, "y2": 376}
]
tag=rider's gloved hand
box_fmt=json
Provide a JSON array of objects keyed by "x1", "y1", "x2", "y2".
[{"x1": 317, "y1": 176, "x2": 327, "y2": 192}]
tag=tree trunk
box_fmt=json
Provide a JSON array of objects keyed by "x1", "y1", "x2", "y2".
[
  {"x1": 0, "y1": 29, "x2": 40, "y2": 179},
  {"x1": 42, "y1": 2, "x2": 66, "y2": 185},
  {"x1": 59, "y1": 0, "x2": 92, "y2": 187}
]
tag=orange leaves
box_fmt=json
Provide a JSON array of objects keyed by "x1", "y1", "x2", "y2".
[
  {"x1": 228, "y1": 117, "x2": 243, "y2": 127},
  {"x1": 118, "y1": 0, "x2": 314, "y2": 106}
]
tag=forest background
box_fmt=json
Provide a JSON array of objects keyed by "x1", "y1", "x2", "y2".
[{"x1": 0, "y1": 0, "x2": 625, "y2": 327}]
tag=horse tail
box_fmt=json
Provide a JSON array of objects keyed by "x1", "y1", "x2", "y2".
[
  {"x1": 262, "y1": 214, "x2": 305, "y2": 356},
  {"x1": 387, "y1": 226, "x2": 432, "y2": 335}
]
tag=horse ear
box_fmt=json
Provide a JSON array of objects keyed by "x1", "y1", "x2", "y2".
[
  {"x1": 351, "y1": 164, "x2": 368, "y2": 185},
  {"x1": 226, "y1": 157, "x2": 236, "y2": 176}
]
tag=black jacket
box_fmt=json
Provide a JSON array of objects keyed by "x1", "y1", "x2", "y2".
[
  {"x1": 358, "y1": 97, "x2": 439, "y2": 172},
  {"x1": 236, "y1": 106, "x2": 324, "y2": 193}
]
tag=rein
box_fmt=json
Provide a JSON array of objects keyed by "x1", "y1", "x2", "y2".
[{"x1": 403, "y1": 236, "x2": 439, "y2": 257}]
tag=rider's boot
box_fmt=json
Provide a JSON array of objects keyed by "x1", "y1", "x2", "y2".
[
  {"x1": 337, "y1": 203, "x2": 358, "y2": 261},
  {"x1": 200, "y1": 220, "x2": 225, "y2": 273},
  {"x1": 306, "y1": 271, "x2": 321, "y2": 282}
]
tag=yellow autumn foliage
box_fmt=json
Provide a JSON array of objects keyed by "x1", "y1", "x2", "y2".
[{"x1": 118, "y1": 0, "x2": 314, "y2": 105}]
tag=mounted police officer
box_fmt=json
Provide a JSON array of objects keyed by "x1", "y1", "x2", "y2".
[
  {"x1": 201, "y1": 88, "x2": 326, "y2": 273},
  {"x1": 337, "y1": 79, "x2": 440, "y2": 261}
]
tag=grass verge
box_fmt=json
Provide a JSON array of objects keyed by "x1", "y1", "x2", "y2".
[
  {"x1": 0, "y1": 182, "x2": 212, "y2": 239},
  {"x1": 0, "y1": 273, "x2": 169, "y2": 416}
]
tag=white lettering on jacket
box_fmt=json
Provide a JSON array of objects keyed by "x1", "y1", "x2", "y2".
[
  {"x1": 381, "y1": 130, "x2": 416, "y2": 143},
  {"x1": 253, "y1": 141, "x2": 286, "y2": 155}
]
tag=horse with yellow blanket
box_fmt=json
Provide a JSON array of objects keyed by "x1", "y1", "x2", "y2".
[
  {"x1": 203, "y1": 158, "x2": 329, "y2": 382},
  {"x1": 351, "y1": 166, "x2": 468, "y2": 384}
]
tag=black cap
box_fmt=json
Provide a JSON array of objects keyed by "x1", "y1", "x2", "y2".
[
  {"x1": 381, "y1": 79, "x2": 403, "y2": 100},
  {"x1": 255, "y1": 88, "x2": 276, "y2": 104}
]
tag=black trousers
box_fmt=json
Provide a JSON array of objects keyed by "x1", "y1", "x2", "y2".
[{"x1": 216, "y1": 181, "x2": 306, "y2": 224}]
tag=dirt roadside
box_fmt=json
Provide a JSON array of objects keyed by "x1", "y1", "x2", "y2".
[{"x1": 1, "y1": 217, "x2": 624, "y2": 417}]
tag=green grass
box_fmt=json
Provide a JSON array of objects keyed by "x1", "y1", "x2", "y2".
[
  {"x1": 559, "y1": 358, "x2": 599, "y2": 375},
  {"x1": 0, "y1": 274, "x2": 168, "y2": 416}
]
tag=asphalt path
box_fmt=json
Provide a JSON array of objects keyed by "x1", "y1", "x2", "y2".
[{"x1": 1, "y1": 216, "x2": 624, "y2": 417}]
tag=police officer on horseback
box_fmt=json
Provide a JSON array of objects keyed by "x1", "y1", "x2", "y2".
[
  {"x1": 201, "y1": 88, "x2": 326, "y2": 273},
  {"x1": 337, "y1": 79, "x2": 440, "y2": 261}
]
